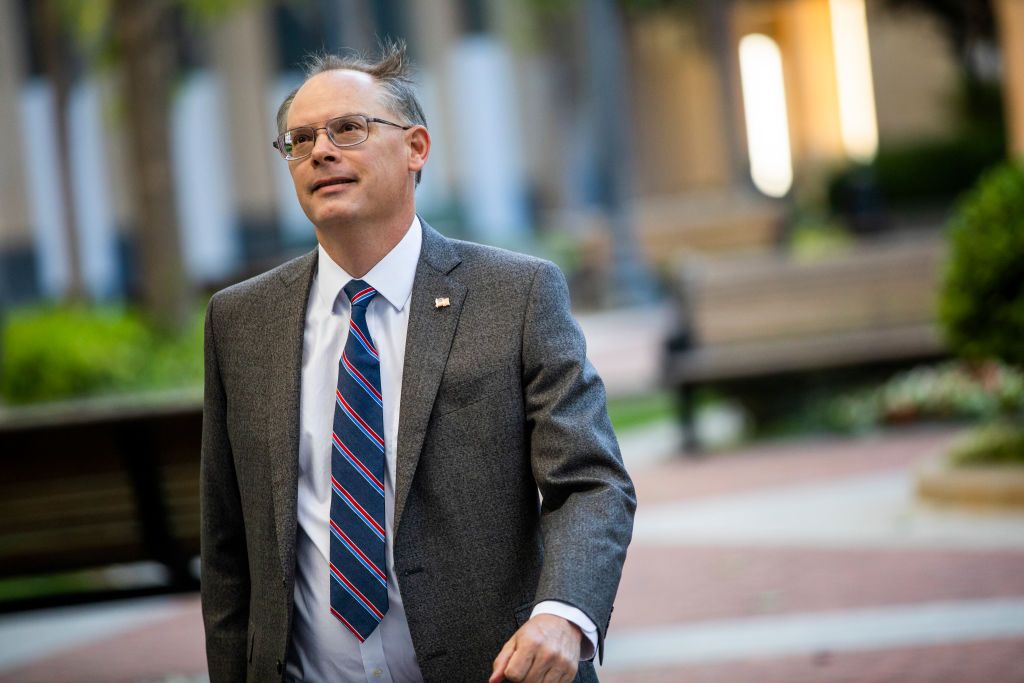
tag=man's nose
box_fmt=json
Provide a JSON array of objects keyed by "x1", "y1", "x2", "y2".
[{"x1": 310, "y1": 128, "x2": 338, "y2": 163}]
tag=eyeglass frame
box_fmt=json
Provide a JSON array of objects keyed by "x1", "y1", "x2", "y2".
[{"x1": 272, "y1": 113, "x2": 413, "y2": 161}]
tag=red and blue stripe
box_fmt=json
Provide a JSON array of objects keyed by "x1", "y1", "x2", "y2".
[
  {"x1": 330, "y1": 606, "x2": 366, "y2": 642},
  {"x1": 335, "y1": 390, "x2": 385, "y2": 452},
  {"x1": 349, "y1": 286, "x2": 375, "y2": 306},
  {"x1": 330, "y1": 563, "x2": 384, "y2": 620},
  {"x1": 341, "y1": 352, "x2": 382, "y2": 407},
  {"x1": 348, "y1": 320, "x2": 378, "y2": 360},
  {"x1": 332, "y1": 476, "x2": 386, "y2": 541},
  {"x1": 330, "y1": 519, "x2": 387, "y2": 586},
  {"x1": 332, "y1": 432, "x2": 385, "y2": 496}
]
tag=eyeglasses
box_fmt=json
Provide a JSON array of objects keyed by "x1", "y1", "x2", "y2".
[{"x1": 273, "y1": 114, "x2": 412, "y2": 160}]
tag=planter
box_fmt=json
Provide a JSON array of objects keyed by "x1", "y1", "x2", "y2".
[{"x1": 915, "y1": 453, "x2": 1024, "y2": 509}]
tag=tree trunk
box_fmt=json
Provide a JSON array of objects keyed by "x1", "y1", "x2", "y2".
[
  {"x1": 113, "y1": 0, "x2": 190, "y2": 330},
  {"x1": 36, "y1": 0, "x2": 85, "y2": 302}
]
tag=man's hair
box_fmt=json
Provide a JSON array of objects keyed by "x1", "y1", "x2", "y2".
[{"x1": 276, "y1": 39, "x2": 427, "y2": 185}]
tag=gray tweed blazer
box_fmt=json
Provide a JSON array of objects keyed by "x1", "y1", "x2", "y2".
[{"x1": 200, "y1": 220, "x2": 636, "y2": 682}]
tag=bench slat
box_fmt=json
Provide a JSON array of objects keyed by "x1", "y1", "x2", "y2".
[{"x1": 668, "y1": 324, "x2": 944, "y2": 382}]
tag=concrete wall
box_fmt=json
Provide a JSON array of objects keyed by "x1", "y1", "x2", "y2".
[{"x1": 866, "y1": 0, "x2": 960, "y2": 144}]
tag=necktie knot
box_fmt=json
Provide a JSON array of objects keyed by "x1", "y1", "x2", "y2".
[{"x1": 344, "y1": 280, "x2": 377, "y2": 309}]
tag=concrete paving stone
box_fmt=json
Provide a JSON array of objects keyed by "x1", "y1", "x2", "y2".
[
  {"x1": 0, "y1": 595, "x2": 191, "y2": 671},
  {"x1": 0, "y1": 595, "x2": 206, "y2": 683},
  {"x1": 618, "y1": 420, "x2": 684, "y2": 471},
  {"x1": 597, "y1": 637, "x2": 1024, "y2": 683},
  {"x1": 603, "y1": 597, "x2": 1024, "y2": 670},
  {"x1": 631, "y1": 426, "x2": 962, "y2": 505},
  {"x1": 576, "y1": 304, "x2": 672, "y2": 399},
  {"x1": 612, "y1": 544, "x2": 1024, "y2": 629},
  {"x1": 633, "y1": 469, "x2": 1024, "y2": 551}
]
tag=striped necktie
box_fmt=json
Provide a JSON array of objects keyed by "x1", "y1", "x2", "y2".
[{"x1": 329, "y1": 279, "x2": 388, "y2": 641}]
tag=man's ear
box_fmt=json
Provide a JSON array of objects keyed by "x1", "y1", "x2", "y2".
[{"x1": 408, "y1": 125, "x2": 430, "y2": 174}]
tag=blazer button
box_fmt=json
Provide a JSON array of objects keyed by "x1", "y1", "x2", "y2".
[{"x1": 276, "y1": 659, "x2": 283, "y2": 674}]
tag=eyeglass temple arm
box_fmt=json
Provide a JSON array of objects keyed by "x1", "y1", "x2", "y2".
[{"x1": 368, "y1": 117, "x2": 412, "y2": 130}]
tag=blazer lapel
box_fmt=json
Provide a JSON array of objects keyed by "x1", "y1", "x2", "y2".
[
  {"x1": 394, "y1": 221, "x2": 465, "y2": 531},
  {"x1": 266, "y1": 249, "x2": 318, "y2": 579}
]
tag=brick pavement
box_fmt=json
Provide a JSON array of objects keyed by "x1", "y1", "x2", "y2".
[
  {"x1": 630, "y1": 426, "x2": 957, "y2": 505},
  {"x1": 613, "y1": 545, "x2": 1024, "y2": 629},
  {"x1": 599, "y1": 638, "x2": 1024, "y2": 683},
  {"x1": 3, "y1": 425, "x2": 1023, "y2": 682},
  {"x1": 0, "y1": 595, "x2": 206, "y2": 683},
  {"x1": 601, "y1": 425, "x2": 1024, "y2": 682}
]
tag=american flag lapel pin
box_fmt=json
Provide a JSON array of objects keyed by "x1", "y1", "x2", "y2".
[{"x1": 434, "y1": 297, "x2": 450, "y2": 308}]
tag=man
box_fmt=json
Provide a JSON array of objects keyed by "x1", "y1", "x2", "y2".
[{"x1": 200, "y1": 41, "x2": 635, "y2": 683}]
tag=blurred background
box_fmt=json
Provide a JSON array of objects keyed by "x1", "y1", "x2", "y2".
[{"x1": 1, "y1": 0, "x2": 1023, "y2": 681}]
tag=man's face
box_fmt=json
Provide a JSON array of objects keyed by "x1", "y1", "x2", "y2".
[{"x1": 284, "y1": 70, "x2": 424, "y2": 231}]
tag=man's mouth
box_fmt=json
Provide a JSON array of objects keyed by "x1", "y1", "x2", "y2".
[{"x1": 312, "y1": 177, "x2": 356, "y2": 192}]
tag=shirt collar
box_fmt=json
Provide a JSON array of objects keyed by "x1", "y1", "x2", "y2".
[{"x1": 315, "y1": 215, "x2": 422, "y2": 313}]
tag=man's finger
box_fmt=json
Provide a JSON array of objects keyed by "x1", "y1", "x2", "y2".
[
  {"x1": 532, "y1": 648, "x2": 574, "y2": 683},
  {"x1": 502, "y1": 645, "x2": 537, "y2": 682},
  {"x1": 540, "y1": 666, "x2": 573, "y2": 683},
  {"x1": 489, "y1": 638, "x2": 517, "y2": 683},
  {"x1": 522, "y1": 657, "x2": 555, "y2": 683}
]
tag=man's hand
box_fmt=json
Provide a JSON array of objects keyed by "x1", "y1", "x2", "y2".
[{"x1": 489, "y1": 614, "x2": 582, "y2": 683}]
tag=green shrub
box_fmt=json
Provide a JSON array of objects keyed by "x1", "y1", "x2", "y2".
[
  {"x1": 938, "y1": 161, "x2": 1024, "y2": 368},
  {"x1": 0, "y1": 305, "x2": 204, "y2": 405},
  {"x1": 879, "y1": 131, "x2": 1004, "y2": 205},
  {"x1": 606, "y1": 391, "x2": 675, "y2": 432},
  {"x1": 829, "y1": 360, "x2": 1024, "y2": 431},
  {"x1": 827, "y1": 133, "x2": 1004, "y2": 212},
  {"x1": 787, "y1": 214, "x2": 855, "y2": 262},
  {"x1": 948, "y1": 422, "x2": 1024, "y2": 467},
  {"x1": 828, "y1": 77, "x2": 1005, "y2": 212}
]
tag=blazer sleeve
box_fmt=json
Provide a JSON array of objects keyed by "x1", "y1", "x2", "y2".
[
  {"x1": 521, "y1": 260, "x2": 637, "y2": 662},
  {"x1": 199, "y1": 295, "x2": 251, "y2": 682}
]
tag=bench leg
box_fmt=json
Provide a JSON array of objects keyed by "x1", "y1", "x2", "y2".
[
  {"x1": 678, "y1": 384, "x2": 701, "y2": 455},
  {"x1": 116, "y1": 423, "x2": 196, "y2": 591}
]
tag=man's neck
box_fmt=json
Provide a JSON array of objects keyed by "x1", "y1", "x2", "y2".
[{"x1": 315, "y1": 209, "x2": 415, "y2": 277}]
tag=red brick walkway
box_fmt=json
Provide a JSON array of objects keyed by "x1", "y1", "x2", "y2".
[
  {"x1": 600, "y1": 638, "x2": 1024, "y2": 683},
  {"x1": 3, "y1": 425, "x2": 1023, "y2": 682},
  {"x1": 602, "y1": 426, "x2": 1024, "y2": 682},
  {"x1": 0, "y1": 595, "x2": 206, "y2": 683}
]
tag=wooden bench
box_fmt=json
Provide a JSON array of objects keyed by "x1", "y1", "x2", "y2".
[
  {"x1": 0, "y1": 391, "x2": 202, "y2": 607},
  {"x1": 663, "y1": 234, "x2": 948, "y2": 450}
]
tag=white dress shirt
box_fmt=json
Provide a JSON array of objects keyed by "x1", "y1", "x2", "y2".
[{"x1": 286, "y1": 217, "x2": 596, "y2": 682}]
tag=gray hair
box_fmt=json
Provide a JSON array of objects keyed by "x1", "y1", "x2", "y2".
[{"x1": 276, "y1": 39, "x2": 427, "y2": 185}]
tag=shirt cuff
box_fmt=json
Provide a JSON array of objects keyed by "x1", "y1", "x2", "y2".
[{"x1": 530, "y1": 600, "x2": 598, "y2": 661}]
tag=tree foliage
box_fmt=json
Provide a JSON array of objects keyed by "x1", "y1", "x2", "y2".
[
  {"x1": 50, "y1": 0, "x2": 260, "y2": 330},
  {"x1": 939, "y1": 161, "x2": 1024, "y2": 368}
]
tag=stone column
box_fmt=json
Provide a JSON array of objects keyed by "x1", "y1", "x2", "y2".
[
  {"x1": 0, "y1": 0, "x2": 39, "y2": 303},
  {"x1": 779, "y1": 0, "x2": 845, "y2": 171},
  {"x1": 210, "y1": 6, "x2": 280, "y2": 266},
  {"x1": 996, "y1": 0, "x2": 1024, "y2": 158},
  {"x1": 406, "y1": 0, "x2": 461, "y2": 208}
]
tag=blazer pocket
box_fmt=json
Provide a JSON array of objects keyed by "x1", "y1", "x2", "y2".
[
  {"x1": 434, "y1": 365, "x2": 511, "y2": 417},
  {"x1": 514, "y1": 601, "x2": 534, "y2": 627}
]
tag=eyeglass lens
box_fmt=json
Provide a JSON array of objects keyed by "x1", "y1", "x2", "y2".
[{"x1": 280, "y1": 116, "x2": 369, "y2": 159}]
